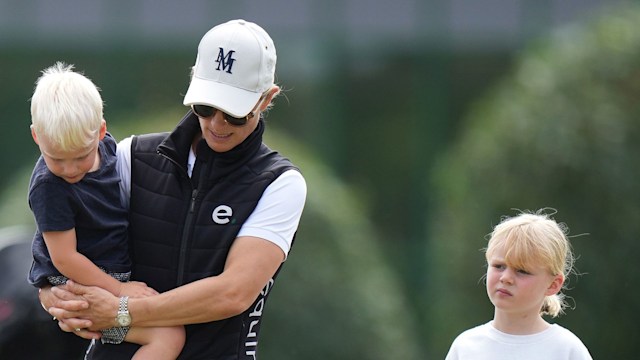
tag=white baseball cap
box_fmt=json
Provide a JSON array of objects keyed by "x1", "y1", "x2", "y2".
[{"x1": 183, "y1": 19, "x2": 277, "y2": 117}]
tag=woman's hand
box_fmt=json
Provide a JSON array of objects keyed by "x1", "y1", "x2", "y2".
[
  {"x1": 39, "y1": 284, "x2": 101, "y2": 339},
  {"x1": 47, "y1": 280, "x2": 120, "y2": 333}
]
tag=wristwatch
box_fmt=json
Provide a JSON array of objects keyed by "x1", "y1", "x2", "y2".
[{"x1": 115, "y1": 296, "x2": 132, "y2": 327}]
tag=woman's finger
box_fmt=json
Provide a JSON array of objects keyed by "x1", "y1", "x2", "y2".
[{"x1": 59, "y1": 319, "x2": 100, "y2": 340}]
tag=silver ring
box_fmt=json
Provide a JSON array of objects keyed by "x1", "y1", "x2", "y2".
[{"x1": 74, "y1": 328, "x2": 82, "y2": 332}]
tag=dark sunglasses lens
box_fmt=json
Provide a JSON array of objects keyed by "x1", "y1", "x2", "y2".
[
  {"x1": 223, "y1": 114, "x2": 248, "y2": 126},
  {"x1": 192, "y1": 105, "x2": 215, "y2": 118}
]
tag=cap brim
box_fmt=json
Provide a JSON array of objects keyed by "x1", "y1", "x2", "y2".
[{"x1": 183, "y1": 77, "x2": 262, "y2": 118}]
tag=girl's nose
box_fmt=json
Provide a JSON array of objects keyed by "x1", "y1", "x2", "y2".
[{"x1": 500, "y1": 269, "x2": 514, "y2": 284}]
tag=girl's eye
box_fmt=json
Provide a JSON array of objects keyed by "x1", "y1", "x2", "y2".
[{"x1": 517, "y1": 269, "x2": 531, "y2": 275}]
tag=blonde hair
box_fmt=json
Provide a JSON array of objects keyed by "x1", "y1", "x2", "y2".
[
  {"x1": 30, "y1": 62, "x2": 103, "y2": 152},
  {"x1": 485, "y1": 209, "x2": 575, "y2": 317}
]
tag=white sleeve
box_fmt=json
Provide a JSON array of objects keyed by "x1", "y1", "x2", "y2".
[
  {"x1": 237, "y1": 169, "x2": 307, "y2": 260},
  {"x1": 116, "y1": 136, "x2": 133, "y2": 210}
]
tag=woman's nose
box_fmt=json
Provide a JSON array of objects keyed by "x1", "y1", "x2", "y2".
[{"x1": 206, "y1": 111, "x2": 228, "y2": 126}]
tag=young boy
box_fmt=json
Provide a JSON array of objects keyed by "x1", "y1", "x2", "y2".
[
  {"x1": 27, "y1": 62, "x2": 184, "y2": 359},
  {"x1": 445, "y1": 210, "x2": 592, "y2": 360}
]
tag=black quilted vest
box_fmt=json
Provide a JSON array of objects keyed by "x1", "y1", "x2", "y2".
[{"x1": 87, "y1": 113, "x2": 298, "y2": 360}]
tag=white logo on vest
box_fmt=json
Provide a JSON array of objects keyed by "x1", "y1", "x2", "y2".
[{"x1": 212, "y1": 205, "x2": 233, "y2": 224}]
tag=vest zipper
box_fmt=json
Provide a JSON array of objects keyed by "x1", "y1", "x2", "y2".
[
  {"x1": 158, "y1": 150, "x2": 198, "y2": 287},
  {"x1": 176, "y1": 188, "x2": 197, "y2": 286}
]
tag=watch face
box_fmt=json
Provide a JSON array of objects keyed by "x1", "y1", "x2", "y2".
[{"x1": 116, "y1": 313, "x2": 131, "y2": 327}]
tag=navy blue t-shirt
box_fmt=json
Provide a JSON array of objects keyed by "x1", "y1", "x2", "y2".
[{"x1": 28, "y1": 133, "x2": 131, "y2": 288}]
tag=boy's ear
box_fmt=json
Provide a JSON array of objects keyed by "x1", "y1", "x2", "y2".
[
  {"x1": 98, "y1": 119, "x2": 107, "y2": 140},
  {"x1": 30, "y1": 125, "x2": 39, "y2": 145},
  {"x1": 545, "y1": 274, "x2": 564, "y2": 296}
]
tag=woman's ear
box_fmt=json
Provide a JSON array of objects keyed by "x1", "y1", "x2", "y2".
[
  {"x1": 259, "y1": 86, "x2": 280, "y2": 111},
  {"x1": 545, "y1": 274, "x2": 565, "y2": 296}
]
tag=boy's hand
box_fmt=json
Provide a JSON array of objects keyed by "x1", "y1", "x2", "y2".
[{"x1": 119, "y1": 281, "x2": 159, "y2": 298}]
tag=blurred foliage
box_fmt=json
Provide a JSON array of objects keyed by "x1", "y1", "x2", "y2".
[
  {"x1": 426, "y1": 4, "x2": 640, "y2": 359},
  {"x1": 260, "y1": 130, "x2": 421, "y2": 359},
  {"x1": 0, "y1": 167, "x2": 33, "y2": 230},
  {"x1": 0, "y1": 110, "x2": 421, "y2": 359}
]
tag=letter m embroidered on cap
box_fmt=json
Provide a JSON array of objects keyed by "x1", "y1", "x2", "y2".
[{"x1": 215, "y1": 47, "x2": 236, "y2": 74}]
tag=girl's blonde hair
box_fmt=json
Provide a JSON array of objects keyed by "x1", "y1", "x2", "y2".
[
  {"x1": 485, "y1": 209, "x2": 575, "y2": 317},
  {"x1": 30, "y1": 62, "x2": 103, "y2": 152}
]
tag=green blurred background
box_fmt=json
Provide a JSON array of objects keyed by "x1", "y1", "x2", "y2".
[{"x1": 1, "y1": 1, "x2": 639, "y2": 359}]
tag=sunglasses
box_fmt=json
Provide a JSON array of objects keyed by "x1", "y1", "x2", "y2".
[{"x1": 191, "y1": 104, "x2": 255, "y2": 126}]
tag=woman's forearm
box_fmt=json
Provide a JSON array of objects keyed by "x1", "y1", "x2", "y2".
[{"x1": 130, "y1": 275, "x2": 246, "y2": 327}]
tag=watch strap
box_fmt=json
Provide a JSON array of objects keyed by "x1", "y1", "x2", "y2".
[{"x1": 119, "y1": 296, "x2": 129, "y2": 314}]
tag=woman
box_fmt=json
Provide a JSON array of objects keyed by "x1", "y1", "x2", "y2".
[{"x1": 40, "y1": 19, "x2": 307, "y2": 359}]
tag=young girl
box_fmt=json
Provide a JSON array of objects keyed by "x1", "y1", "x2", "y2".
[{"x1": 445, "y1": 210, "x2": 592, "y2": 360}]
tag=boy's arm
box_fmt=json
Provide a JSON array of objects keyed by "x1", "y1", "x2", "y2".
[{"x1": 43, "y1": 229, "x2": 124, "y2": 296}]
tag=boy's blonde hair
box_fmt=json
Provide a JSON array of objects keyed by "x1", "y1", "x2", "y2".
[
  {"x1": 30, "y1": 62, "x2": 103, "y2": 152},
  {"x1": 485, "y1": 210, "x2": 575, "y2": 317}
]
